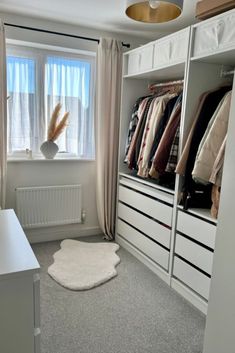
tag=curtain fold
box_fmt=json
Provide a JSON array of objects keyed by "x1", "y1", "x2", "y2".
[
  {"x1": 0, "y1": 20, "x2": 7, "y2": 209},
  {"x1": 95, "y1": 38, "x2": 123, "y2": 240}
]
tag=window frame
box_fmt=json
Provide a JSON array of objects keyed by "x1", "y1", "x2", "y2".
[{"x1": 6, "y1": 40, "x2": 96, "y2": 161}]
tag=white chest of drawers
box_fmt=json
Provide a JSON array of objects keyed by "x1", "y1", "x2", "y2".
[{"x1": 0, "y1": 209, "x2": 40, "y2": 353}]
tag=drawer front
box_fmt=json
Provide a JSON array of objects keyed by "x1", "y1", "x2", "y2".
[
  {"x1": 175, "y1": 234, "x2": 213, "y2": 275},
  {"x1": 193, "y1": 11, "x2": 235, "y2": 57},
  {"x1": 119, "y1": 185, "x2": 172, "y2": 225},
  {"x1": 154, "y1": 28, "x2": 189, "y2": 67},
  {"x1": 118, "y1": 202, "x2": 171, "y2": 248},
  {"x1": 177, "y1": 210, "x2": 216, "y2": 249},
  {"x1": 139, "y1": 44, "x2": 154, "y2": 72},
  {"x1": 127, "y1": 50, "x2": 140, "y2": 75},
  {"x1": 117, "y1": 219, "x2": 169, "y2": 270},
  {"x1": 173, "y1": 256, "x2": 211, "y2": 299},
  {"x1": 119, "y1": 177, "x2": 174, "y2": 205}
]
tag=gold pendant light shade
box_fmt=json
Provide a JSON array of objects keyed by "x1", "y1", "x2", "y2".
[{"x1": 126, "y1": 0, "x2": 183, "y2": 23}]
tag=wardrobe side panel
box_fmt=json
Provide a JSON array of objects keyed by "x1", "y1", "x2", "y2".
[{"x1": 203, "y1": 76, "x2": 235, "y2": 353}]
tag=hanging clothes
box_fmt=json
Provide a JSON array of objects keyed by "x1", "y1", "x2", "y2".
[
  {"x1": 176, "y1": 90, "x2": 213, "y2": 176},
  {"x1": 126, "y1": 97, "x2": 150, "y2": 169},
  {"x1": 165, "y1": 124, "x2": 180, "y2": 173},
  {"x1": 137, "y1": 92, "x2": 177, "y2": 177},
  {"x1": 192, "y1": 91, "x2": 231, "y2": 185},
  {"x1": 210, "y1": 134, "x2": 226, "y2": 187},
  {"x1": 149, "y1": 95, "x2": 182, "y2": 178},
  {"x1": 211, "y1": 185, "x2": 221, "y2": 219},
  {"x1": 148, "y1": 94, "x2": 180, "y2": 168},
  {"x1": 181, "y1": 85, "x2": 231, "y2": 210},
  {"x1": 124, "y1": 95, "x2": 151, "y2": 161}
]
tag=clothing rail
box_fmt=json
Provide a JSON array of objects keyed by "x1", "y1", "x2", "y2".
[
  {"x1": 4, "y1": 23, "x2": 131, "y2": 48},
  {"x1": 149, "y1": 79, "x2": 184, "y2": 90}
]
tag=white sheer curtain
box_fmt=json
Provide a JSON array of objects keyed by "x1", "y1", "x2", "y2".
[
  {"x1": 0, "y1": 20, "x2": 7, "y2": 208},
  {"x1": 7, "y1": 49, "x2": 95, "y2": 158},
  {"x1": 45, "y1": 56, "x2": 95, "y2": 158},
  {"x1": 96, "y1": 38, "x2": 123, "y2": 240},
  {"x1": 7, "y1": 56, "x2": 42, "y2": 153}
]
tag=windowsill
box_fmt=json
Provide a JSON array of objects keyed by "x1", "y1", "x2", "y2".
[{"x1": 7, "y1": 155, "x2": 95, "y2": 162}]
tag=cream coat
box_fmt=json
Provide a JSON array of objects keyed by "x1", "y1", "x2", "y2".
[{"x1": 192, "y1": 91, "x2": 231, "y2": 184}]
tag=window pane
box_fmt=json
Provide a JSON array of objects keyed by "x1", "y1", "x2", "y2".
[
  {"x1": 45, "y1": 56, "x2": 95, "y2": 159},
  {"x1": 7, "y1": 56, "x2": 38, "y2": 152}
]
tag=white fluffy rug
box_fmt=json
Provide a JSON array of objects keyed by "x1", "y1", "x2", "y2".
[{"x1": 48, "y1": 239, "x2": 120, "y2": 290}]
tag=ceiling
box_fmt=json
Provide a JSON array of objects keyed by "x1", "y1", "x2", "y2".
[{"x1": 0, "y1": 0, "x2": 198, "y2": 39}]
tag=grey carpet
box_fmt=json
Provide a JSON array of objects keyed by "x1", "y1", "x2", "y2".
[{"x1": 32, "y1": 236, "x2": 206, "y2": 353}]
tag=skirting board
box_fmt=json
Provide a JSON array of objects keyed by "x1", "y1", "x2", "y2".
[
  {"x1": 25, "y1": 224, "x2": 102, "y2": 244},
  {"x1": 116, "y1": 234, "x2": 171, "y2": 285},
  {"x1": 171, "y1": 278, "x2": 208, "y2": 315}
]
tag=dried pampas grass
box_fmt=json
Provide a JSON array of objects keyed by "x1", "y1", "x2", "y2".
[{"x1": 47, "y1": 103, "x2": 69, "y2": 142}]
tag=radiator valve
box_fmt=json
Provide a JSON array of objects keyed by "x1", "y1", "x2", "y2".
[{"x1": 81, "y1": 209, "x2": 86, "y2": 223}]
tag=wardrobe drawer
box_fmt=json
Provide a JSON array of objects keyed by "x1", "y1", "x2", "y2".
[
  {"x1": 119, "y1": 185, "x2": 172, "y2": 226},
  {"x1": 173, "y1": 257, "x2": 211, "y2": 300},
  {"x1": 117, "y1": 219, "x2": 169, "y2": 270},
  {"x1": 153, "y1": 28, "x2": 189, "y2": 67},
  {"x1": 119, "y1": 176, "x2": 174, "y2": 205},
  {"x1": 177, "y1": 210, "x2": 216, "y2": 249},
  {"x1": 175, "y1": 234, "x2": 213, "y2": 275},
  {"x1": 193, "y1": 11, "x2": 235, "y2": 57},
  {"x1": 127, "y1": 44, "x2": 154, "y2": 75},
  {"x1": 118, "y1": 202, "x2": 171, "y2": 248}
]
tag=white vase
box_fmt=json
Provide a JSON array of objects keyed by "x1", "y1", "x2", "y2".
[{"x1": 40, "y1": 140, "x2": 59, "y2": 159}]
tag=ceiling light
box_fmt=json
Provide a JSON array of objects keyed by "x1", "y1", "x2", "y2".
[
  {"x1": 126, "y1": 0, "x2": 184, "y2": 23},
  {"x1": 149, "y1": 0, "x2": 160, "y2": 9}
]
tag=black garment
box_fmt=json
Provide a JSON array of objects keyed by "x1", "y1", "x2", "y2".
[
  {"x1": 148, "y1": 94, "x2": 180, "y2": 168},
  {"x1": 182, "y1": 86, "x2": 231, "y2": 210}
]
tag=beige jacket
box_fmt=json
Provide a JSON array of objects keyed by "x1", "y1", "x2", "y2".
[
  {"x1": 175, "y1": 91, "x2": 209, "y2": 175},
  {"x1": 192, "y1": 91, "x2": 231, "y2": 184},
  {"x1": 209, "y1": 134, "x2": 226, "y2": 187},
  {"x1": 137, "y1": 93, "x2": 176, "y2": 177}
]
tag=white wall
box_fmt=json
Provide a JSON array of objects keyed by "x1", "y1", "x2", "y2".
[
  {"x1": 6, "y1": 160, "x2": 99, "y2": 242},
  {"x1": 0, "y1": 12, "x2": 146, "y2": 52},
  {"x1": 2, "y1": 12, "x2": 144, "y2": 243}
]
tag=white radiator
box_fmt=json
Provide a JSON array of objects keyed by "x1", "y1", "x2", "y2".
[{"x1": 16, "y1": 185, "x2": 82, "y2": 228}]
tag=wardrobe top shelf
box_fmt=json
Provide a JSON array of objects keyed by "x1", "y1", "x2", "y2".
[
  {"x1": 123, "y1": 61, "x2": 186, "y2": 81},
  {"x1": 0, "y1": 209, "x2": 40, "y2": 279}
]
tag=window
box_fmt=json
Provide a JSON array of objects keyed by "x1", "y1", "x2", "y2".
[{"x1": 7, "y1": 44, "x2": 95, "y2": 159}]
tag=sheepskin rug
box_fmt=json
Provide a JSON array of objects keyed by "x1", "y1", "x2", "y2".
[{"x1": 48, "y1": 239, "x2": 120, "y2": 290}]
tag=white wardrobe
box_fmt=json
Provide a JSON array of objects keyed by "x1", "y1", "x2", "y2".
[{"x1": 116, "y1": 8, "x2": 235, "y2": 316}]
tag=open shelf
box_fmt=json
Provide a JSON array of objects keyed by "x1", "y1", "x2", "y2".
[{"x1": 177, "y1": 205, "x2": 217, "y2": 225}]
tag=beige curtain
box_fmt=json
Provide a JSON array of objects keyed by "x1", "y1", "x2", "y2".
[
  {"x1": 0, "y1": 20, "x2": 7, "y2": 209},
  {"x1": 95, "y1": 38, "x2": 123, "y2": 240}
]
